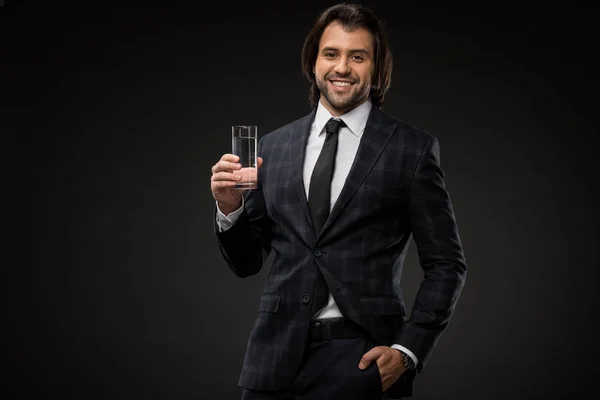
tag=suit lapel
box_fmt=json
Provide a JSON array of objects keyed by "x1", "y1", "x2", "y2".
[
  {"x1": 289, "y1": 108, "x2": 317, "y2": 233},
  {"x1": 320, "y1": 106, "x2": 397, "y2": 236}
]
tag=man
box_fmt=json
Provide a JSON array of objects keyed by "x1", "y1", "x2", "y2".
[{"x1": 211, "y1": 3, "x2": 467, "y2": 399}]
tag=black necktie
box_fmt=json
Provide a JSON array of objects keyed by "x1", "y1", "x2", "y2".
[{"x1": 308, "y1": 117, "x2": 345, "y2": 315}]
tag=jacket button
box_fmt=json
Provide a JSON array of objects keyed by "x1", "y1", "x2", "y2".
[
  {"x1": 302, "y1": 294, "x2": 310, "y2": 304},
  {"x1": 313, "y1": 249, "x2": 322, "y2": 257}
]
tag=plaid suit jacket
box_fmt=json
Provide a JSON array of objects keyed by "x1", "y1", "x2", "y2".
[{"x1": 215, "y1": 105, "x2": 467, "y2": 398}]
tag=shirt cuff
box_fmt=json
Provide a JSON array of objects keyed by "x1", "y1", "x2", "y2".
[
  {"x1": 391, "y1": 344, "x2": 419, "y2": 367},
  {"x1": 215, "y1": 198, "x2": 245, "y2": 232}
]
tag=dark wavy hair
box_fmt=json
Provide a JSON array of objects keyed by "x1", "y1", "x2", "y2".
[{"x1": 301, "y1": 3, "x2": 393, "y2": 109}]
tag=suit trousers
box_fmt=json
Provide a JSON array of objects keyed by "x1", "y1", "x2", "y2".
[{"x1": 241, "y1": 336, "x2": 389, "y2": 400}]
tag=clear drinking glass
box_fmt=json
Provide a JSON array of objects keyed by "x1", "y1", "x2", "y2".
[{"x1": 231, "y1": 125, "x2": 257, "y2": 190}]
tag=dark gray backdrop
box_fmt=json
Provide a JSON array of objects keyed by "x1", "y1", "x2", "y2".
[{"x1": 3, "y1": 1, "x2": 599, "y2": 399}]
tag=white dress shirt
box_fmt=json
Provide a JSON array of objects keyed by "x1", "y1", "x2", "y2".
[{"x1": 216, "y1": 99, "x2": 418, "y2": 366}]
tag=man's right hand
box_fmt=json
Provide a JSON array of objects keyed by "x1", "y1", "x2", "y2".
[{"x1": 211, "y1": 154, "x2": 263, "y2": 215}]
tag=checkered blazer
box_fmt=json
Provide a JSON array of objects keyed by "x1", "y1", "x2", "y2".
[{"x1": 215, "y1": 105, "x2": 467, "y2": 398}]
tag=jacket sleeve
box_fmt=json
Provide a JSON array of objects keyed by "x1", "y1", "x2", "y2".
[{"x1": 394, "y1": 134, "x2": 467, "y2": 370}]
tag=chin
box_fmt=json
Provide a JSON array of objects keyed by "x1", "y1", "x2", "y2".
[{"x1": 330, "y1": 97, "x2": 358, "y2": 110}]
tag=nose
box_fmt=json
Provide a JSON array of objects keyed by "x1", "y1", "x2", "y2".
[{"x1": 333, "y1": 56, "x2": 351, "y2": 75}]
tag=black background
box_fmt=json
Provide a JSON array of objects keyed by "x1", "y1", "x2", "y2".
[{"x1": 3, "y1": 0, "x2": 599, "y2": 399}]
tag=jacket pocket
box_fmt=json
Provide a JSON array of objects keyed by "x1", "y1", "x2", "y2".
[{"x1": 259, "y1": 293, "x2": 280, "y2": 314}]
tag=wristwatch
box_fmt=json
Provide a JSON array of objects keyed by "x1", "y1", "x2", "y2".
[{"x1": 400, "y1": 351, "x2": 416, "y2": 370}]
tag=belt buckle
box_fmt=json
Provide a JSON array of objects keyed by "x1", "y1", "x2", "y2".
[{"x1": 312, "y1": 320, "x2": 332, "y2": 341}]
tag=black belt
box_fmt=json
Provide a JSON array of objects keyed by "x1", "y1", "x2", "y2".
[{"x1": 308, "y1": 318, "x2": 368, "y2": 341}]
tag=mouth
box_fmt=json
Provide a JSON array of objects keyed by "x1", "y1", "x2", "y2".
[{"x1": 329, "y1": 79, "x2": 355, "y2": 90}]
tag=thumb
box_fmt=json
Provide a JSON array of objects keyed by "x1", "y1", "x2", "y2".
[
  {"x1": 257, "y1": 157, "x2": 264, "y2": 169},
  {"x1": 358, "y1": 347, "x2": 384, "y2": 370}
]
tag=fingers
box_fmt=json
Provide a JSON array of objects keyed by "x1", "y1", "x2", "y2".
[
  {"x1": 211, "y1": 179, "x2": 239, "y2": 190},
  {"x1": 212, "y1": 156, "x2": 242, "y2": 175},
  {"x1": 213, "y1": 154, "x2": 264, "y2": 173},
  {"x1": 211, "y1": 170, "x2": 242, "y2": 194},
  {"x1": 211, "y1": 154, "x2": 263, "y2": 196},
  {"x1": 222, "y1": 154, "x2": 240, "y2": 163},
  {"x1": 211, "y1": 155, "x2": 242, "y2": 190},
  {"x1": 358, "y1": 346, "x2": 385, "y2": 369},
  {"x1": 212, "y1": 171, "x2": 242, "y2": 182}
]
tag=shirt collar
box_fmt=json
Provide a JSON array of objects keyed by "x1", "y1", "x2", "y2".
[{"x1": 314, "y1": 99, "x2": 372, "y2": 138}]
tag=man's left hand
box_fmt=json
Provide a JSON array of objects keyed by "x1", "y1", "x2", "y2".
[{"x1": 358, "y1": 346, "x2": 406, "y2": 391}]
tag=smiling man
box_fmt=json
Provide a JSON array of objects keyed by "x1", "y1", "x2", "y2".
[
  {"x1": 211, "y1": 3, "x2": 467, "y2": 399},
  {"x1": 313, "y1": 21, "x2": 374, "y2": 115}
]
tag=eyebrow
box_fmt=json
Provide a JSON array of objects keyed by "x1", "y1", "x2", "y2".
[{"x1": 320, "y1": 46, "x2": 371, "y2": 55}]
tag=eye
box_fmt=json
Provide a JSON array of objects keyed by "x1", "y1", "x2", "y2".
[
  {"x1": 324, "y1": 52, "x2": 337, "y2": 58},
  {"x1": 352, "y1": 54, "x2": 364, "y2": 62}
]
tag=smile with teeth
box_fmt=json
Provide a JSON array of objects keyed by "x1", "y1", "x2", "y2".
[{"x1": 331, "y1": 80, "x2": 353, "y2": 87}]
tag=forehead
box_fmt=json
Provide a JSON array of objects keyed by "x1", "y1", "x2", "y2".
[{"x1": 318, "y1": 22, "x2": 374, "y2": 53}]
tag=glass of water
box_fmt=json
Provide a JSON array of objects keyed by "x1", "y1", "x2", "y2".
[{"x1": 231, "y1": 125, "x2": 257, "y2": 190}]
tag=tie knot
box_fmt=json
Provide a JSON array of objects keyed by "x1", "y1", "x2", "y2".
[{"x1": 325, "y1": 118, "x2": 346, "y2": 135}]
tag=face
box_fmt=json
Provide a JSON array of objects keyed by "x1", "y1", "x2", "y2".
[{"x1": 314, "y1": 22, "x2": 375, "y2": 116}]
